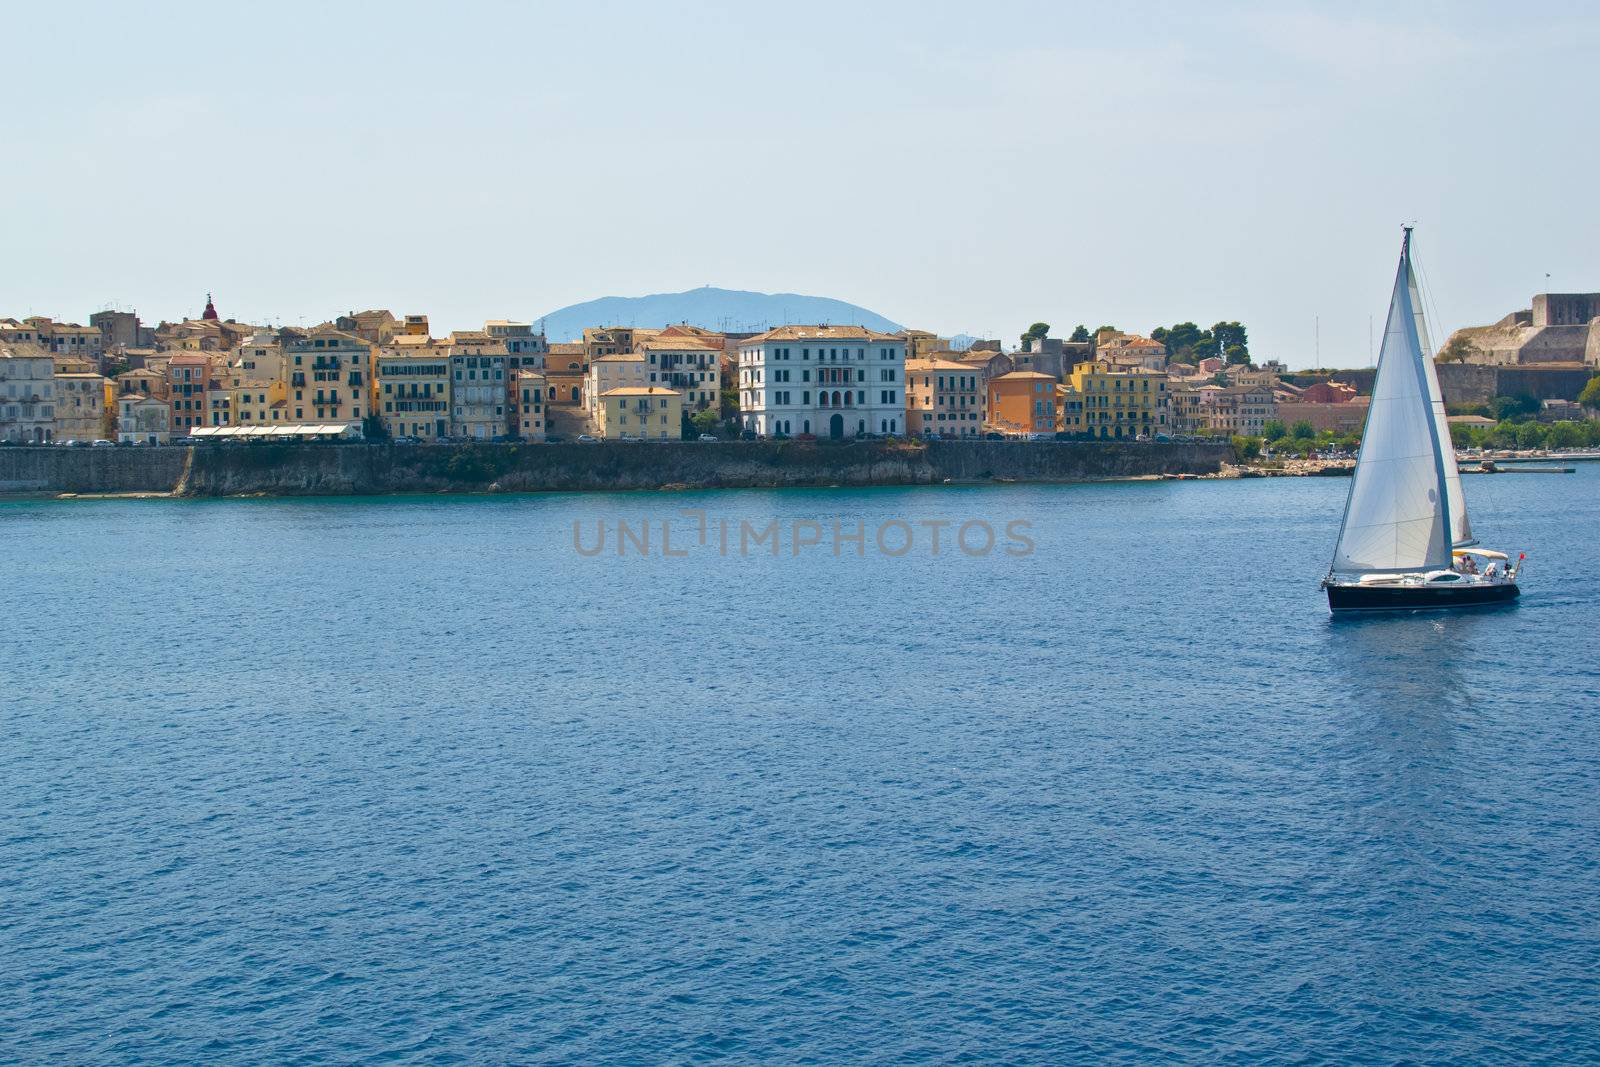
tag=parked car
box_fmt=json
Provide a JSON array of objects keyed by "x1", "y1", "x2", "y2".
[
  {"x1": 91, "y1": 439, "x2": 115, "y2": 448},
  {"x1": 1025, "y1": 432, "x2": 1051, "y2": 442},
  {"x1": 740, "y1": 431, "x2": 759, "y2": 441},
  {"x1": 795, "y1": 432, "x2": 817, "y2": 442},
  {"x1": 984, "y1": 431, "x2": 1004, "y2": 440},
  {"x1": 577, "y1": 434, "x2": 597, "y2": 443},
  {"x1": 544, "y1": 434, "x2": 565, "y2": 443},
  {"x1": 697, "y1": 433, "x2": 719, "y2": 442},
  {"x1": 1054, "y1": 431, "x2": 1074, "y2": 441}
]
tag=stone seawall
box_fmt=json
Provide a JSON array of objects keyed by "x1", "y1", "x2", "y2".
[
  {"x1": 0, "y1": 440, "x2": 1229, "y2": 498},
  {"x1": 0, "y1": 446, "x2": 190, "y2": 494}
]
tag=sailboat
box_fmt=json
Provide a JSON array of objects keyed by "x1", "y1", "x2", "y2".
[{"x1": 1322, "y1": 228, "x2": 1522, "y2": 612}]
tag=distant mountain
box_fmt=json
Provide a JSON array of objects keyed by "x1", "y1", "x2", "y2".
[{"x1": 533, "y1": 287, "x2": 903, "y2": 343}]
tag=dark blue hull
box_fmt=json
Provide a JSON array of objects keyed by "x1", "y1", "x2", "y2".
[{"x1": 1326, "y1": 581, "x2": 1520, "y2": 613}]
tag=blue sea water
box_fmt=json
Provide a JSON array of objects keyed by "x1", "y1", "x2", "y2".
[{"x1": 2, "y1": 467, "x2": 1598, "y2": 1064}]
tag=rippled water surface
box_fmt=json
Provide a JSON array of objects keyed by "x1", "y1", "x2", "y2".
[{"x1": 4, "y1": 468, "x2": 1599, "y2": 1063}]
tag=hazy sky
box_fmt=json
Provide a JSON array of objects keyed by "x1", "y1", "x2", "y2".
[{"x1": 6, "y1": 1, "x2": 1597, "y2": 366}]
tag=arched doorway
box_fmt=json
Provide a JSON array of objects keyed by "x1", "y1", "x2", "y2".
[
  {"x1": 829, "y1": 413, "x2": 844, "y2": 440},
  {"x1": 570, "y1": 385, "x2": 580, "y2": 403}
]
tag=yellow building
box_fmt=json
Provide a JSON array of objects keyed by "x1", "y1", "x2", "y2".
[
  {"x1": 901, "y1": 330, "x2": 949, "y2": 363},
  {"x1": 1055, "y1": 383, "x2": 1086, "y2": 435},
  {"x1": 906, "y1": 358, "x2": 985, "y2": 437},
  {"x1": 375, "y1": 336, "x2": 451, "y2": 439},
  {"x1": 225, "y1": 335, "x2": 287, "y2": 427},
  {"x1": 515, "y1": 370, "x2": 548, "y2": 441},
  {"x1": 1067, "y1": 360, "x2": 1170, "y2": 439},
  {"x1": 596, "y1": 386, "x2": 681, "y2": 440},
  {"x1": 284, "y1": 328, "x2": 370, "y2": 424}
]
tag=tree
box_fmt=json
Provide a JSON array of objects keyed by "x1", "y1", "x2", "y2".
[
  {"x1": 1152, "y1": 322, "x2": 1204, "y2": 357},
  {"x1": 1579, "y1": 375, "x2": 1600, "y2": 411},
  {"x1": 1488, "y1": 394, "x2": 1540, "y2": 421},
  {"x1": 1514, "y1": 421, "x2": 1549, "y2": 449},
  {"x1": 1224, "y1": 344, "x2": 1248, "y2": 366},
  {"x1": 1231, "y1": 435, "x2": 1262, "y2": 462},
  {"x1": 1548, "y1": 420, "x2": 1587, "y2": 448},
  {"x1": 1438, "y1": 334, "x2": 1477, "y2": 363},
  {"x1": 1069, "y1": 325, "x2": 1091, "y2": 343},
  {"x1": 1263, "y1": 419, "x2": 1287, "y2": 441},
  {"x1": 690, "y1": 407, "x2": 720, "y2": 436},
  {"x1": 1210, "y1": 321, "x2": 1249, "y2": 359},
  {"x1": 1020, "y1": 322, "x2": 1050, "y2": 352},
  {"x1": 1291, "y1": 420, "x2": 1316, "y2": 440}
]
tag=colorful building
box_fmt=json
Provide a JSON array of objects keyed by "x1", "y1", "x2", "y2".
[
  {"x1": 906, "y1": 358, "x2": 985, "y2": 437},
  {"x1": 596, "y1": 386, "x2": 681, "y2": 440},
  {"x1": 986, "y1": 371, "x2": 1057, "y2": 435},
  {"x1": 376, "y1": 336, "x2": 451, "y2": 439},
  {"x1": 447, "y1": 331, "x2": 509, "y2": 439},
  {"x1": 1068, "y1": 361, "x2": 1170, "y2": 439},
  {"x1": 285, "y1": 328, "x2": 369, "y2": 424},
  {"x1": 165, "y1": 351, "x2": 214, "y2": 436},
  {"x1": 515, "y1": 370, "x2": 548, "y2": 441},
  {"x1": 585, "y1": 354, "x2": 648, "y2": 419},
  {"x1": 638, "y1": 338, "x2": 720, "y2": 412}
]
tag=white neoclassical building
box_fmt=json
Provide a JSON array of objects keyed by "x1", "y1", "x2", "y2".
[{"x1": 737, "y1": 325, "x2": 905, "y2": 438}]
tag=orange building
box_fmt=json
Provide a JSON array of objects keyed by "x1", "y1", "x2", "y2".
[
  {"x1": 986, "y1": 371, "x2": 1057, "y2": 435},
  {"x1": 165, "y1": 352, "x2": 215, "y2": 436}
]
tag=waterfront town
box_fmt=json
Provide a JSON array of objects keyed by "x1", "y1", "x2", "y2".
[{"x1": 3, "y1": 292, "x2": 1599, "y2": 452}]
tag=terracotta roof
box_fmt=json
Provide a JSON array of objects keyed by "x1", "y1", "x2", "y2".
[
  {"x1": 636, "y1": 338, "x2": 718, "y2": 352},
  {"x1": 740, "y1": 325, "x2": 901, "y2": 344},
  {"x1": 906, "y1": 358, "x2": 978, "y2": 373}
]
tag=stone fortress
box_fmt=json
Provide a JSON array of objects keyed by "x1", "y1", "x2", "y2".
[
  {"x1": 1443, "y1": 292, "x2": 1600, "y2": 367},
  {"x1": 1432, "y1": 292, "x2": 1599, "y2": 404}
]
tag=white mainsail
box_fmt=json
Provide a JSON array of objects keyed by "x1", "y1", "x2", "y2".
[
  {"x1": 1330, "y1": 232, "x2": 1454, "y2": 575},
  {"x1": 1408, "y1": 256, "x2": 1474, "y2": 547}
]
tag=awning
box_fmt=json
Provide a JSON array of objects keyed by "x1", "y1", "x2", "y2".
[{"x1": 1452, "y1": 548, "x2": 1509, "y2": 561}]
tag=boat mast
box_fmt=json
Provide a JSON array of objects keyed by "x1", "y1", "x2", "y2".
[
  {"x1": 1404, "y1": 227, "x2": 1456, "y2": 564},
  {"x1": 1327, "y1": 226, "x2": 1455, "y2": 579}
]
